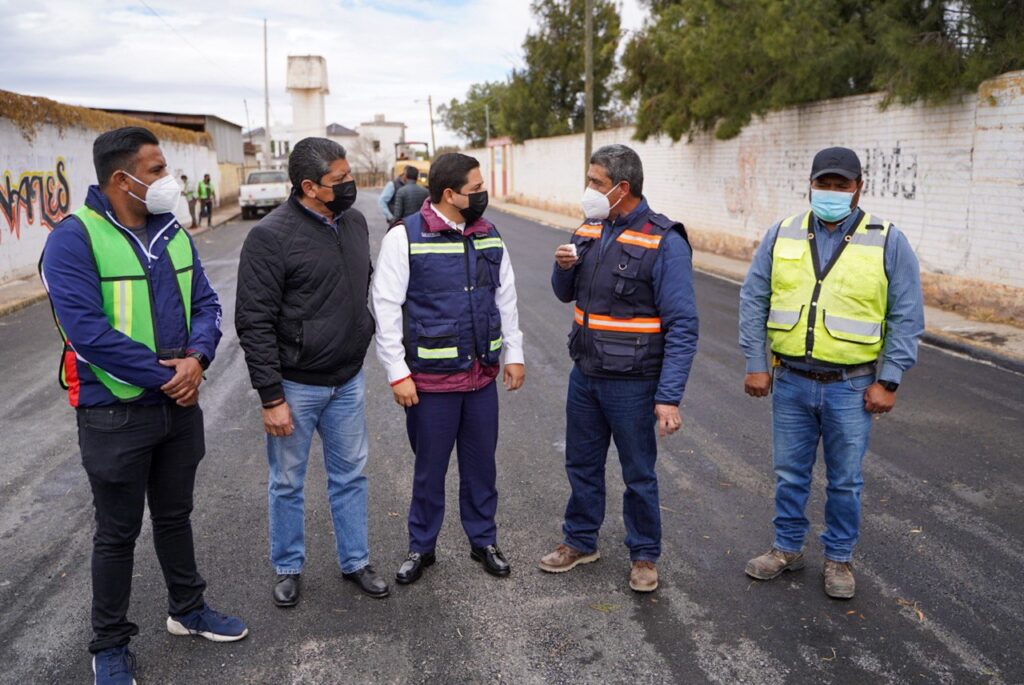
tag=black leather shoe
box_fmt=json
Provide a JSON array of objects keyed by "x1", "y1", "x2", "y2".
[
  {"x1": 470, "y1": 544, "x2": 511, "y2": 577},
  {"x1": 396, "y1": 551, "x2": 436, "y2": 585},
  {"x1": 342, "y1": 564, "x2": 390, "y2": 598},
  {"x1": 273, "y1": 574, "x2": 300, "y2": 607}
]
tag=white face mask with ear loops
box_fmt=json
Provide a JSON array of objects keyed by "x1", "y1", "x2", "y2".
[
  {"x1": 580, "y1": 183, "x2": 623, "y2": 220},
  {"x1": 124, "y1": 171, "x2": 181, "y2": 215}
]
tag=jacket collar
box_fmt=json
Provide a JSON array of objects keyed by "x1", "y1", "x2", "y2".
[
  {"x1": 84, "y1": 185, "x2": 180, "y2": 262},
  {"x1": 418, "y1": 197, "x2": 494, "y2": 236},
  {"x1": 608, "y1": 196, "x2": 650, "y2": 229}
]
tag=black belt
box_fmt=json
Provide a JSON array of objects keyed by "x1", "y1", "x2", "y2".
[{"x1": 778, "y1": 361, "x2": 875, "y2": 383}]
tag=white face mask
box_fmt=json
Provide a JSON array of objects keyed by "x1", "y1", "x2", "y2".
[
  {"x1": 124, "y1": 171, "x2": 181, "y2": 215},
  {"x1": 581, "y1": 183, "x2": 623, "y2": 220}
]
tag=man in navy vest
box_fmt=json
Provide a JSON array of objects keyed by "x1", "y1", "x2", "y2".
[
  {"x1": 540, "y1": 144, "x2": 699, "y2": 593},
  {"x1": 372, "y1": 152, "x2": 525, "y2": 584}
]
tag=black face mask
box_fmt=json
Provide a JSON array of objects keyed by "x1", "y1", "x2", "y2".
[
  {"x1": 322, "y1": 180, "x2": 357, "y2": 214},
  {"x1": 458, "y1": 190, "x2": 489, "y2": 225}
]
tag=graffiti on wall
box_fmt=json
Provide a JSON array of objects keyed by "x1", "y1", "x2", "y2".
[
  {"x1": 1, "y1": 158, "x2": 71, "y2": 243},
  {"x1": 778, "y1": 144, "x2": 917, "y2": 200}
]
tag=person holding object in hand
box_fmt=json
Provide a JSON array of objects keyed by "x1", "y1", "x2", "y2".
[
  {"x1": 372, "y1": 152, "x2": 526, "y2": 586},
  {"x1": 236, "y1": 137, "x2": 389, "y2": 610},
  {"x1": 40, "y1": 126, "x2": 245, "y2": 685},
  {"x1": 541, "y1": 144, "x2": 699, "y2": 594},
  {"x1": 738, "y1": 147, "x2": 925, "y2": 599}
]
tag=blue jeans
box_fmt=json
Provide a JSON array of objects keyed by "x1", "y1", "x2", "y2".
[
  {"x1": 563, "y1": 365, "x2": 661, "y2": 562},
  {"x1": 771, "y1": 367, "x2": 875, "y2": 562},
  {"x1": 266, "y1": 372, "x2": 369, "y2": 575}
]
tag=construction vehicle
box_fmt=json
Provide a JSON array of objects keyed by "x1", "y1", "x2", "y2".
[{"x1": 392, "y1": 141, "x2": 430, "y2": 186}]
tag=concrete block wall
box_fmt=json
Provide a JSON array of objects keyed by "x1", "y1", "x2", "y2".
[{"x1": 468, "y1": 70, "x2": 1024, "y2": 319}]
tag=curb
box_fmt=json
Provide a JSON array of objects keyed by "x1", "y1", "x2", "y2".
[
  {"x1": 0, "y1": 211, "x2": 243, "y2": 320},
  {"x1": 0, "y1": 289, "x2": 48, "y2": 318}
]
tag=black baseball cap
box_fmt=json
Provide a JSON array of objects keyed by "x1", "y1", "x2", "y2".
[{"x1": 810, "y1": 147, "x2": 861, "y2": 180}]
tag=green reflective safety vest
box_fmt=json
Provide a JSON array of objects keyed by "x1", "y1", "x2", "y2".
[
  {"x1": 54, "y1": 206, "x2": 194, "y2": 400},
  {"x1": 767, "y1": 210, "x2": 889, "y2": 365},
  {"x1": 197, "y1": 181, "x2": 212, "y2": 199}
]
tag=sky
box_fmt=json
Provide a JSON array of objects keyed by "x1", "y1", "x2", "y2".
[{"x1": 1, "y1": 0, "x2": 647, "y2": 148}]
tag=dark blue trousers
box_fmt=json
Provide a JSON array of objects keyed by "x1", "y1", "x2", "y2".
[{"x1": 405, "y1": 381, "x2": 499, "y2": 552}]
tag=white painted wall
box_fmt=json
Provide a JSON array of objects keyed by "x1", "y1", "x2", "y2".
[
  {"x1": 0, "y1": 119, "x2": 219, "y2": 283},
  {"x1": 468, "y1": 70, "x2": 1024, "y2": 290}
]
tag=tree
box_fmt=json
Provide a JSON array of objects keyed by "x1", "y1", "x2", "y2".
[
  {"x1": 440, "y1": 0, "x2": 622, "y2": 144},
  {"x1": 437, "y1": 82, "x2": 507, "y2": 148},
  {"x1": 621, "y1": 0, "x2": 1024, "y2": 142}
]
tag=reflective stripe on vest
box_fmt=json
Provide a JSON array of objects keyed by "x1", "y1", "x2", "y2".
[
  {"x1": 767, "y1": 210, "x2": 889, "y2": 365},
  {"x1": 574, "y1": 306, "x2": 662, "y2": 333},
  {"x1": 51, "y1": 207, "x2": 194, "y2": 401}
]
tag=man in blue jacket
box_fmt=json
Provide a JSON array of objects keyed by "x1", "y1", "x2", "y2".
[
  {"x1": 539, "y1": 144, "x2": 699, "y2": 593},
  {"x1": 40, "y1": 127, "x2": 246, "y2": 685}
]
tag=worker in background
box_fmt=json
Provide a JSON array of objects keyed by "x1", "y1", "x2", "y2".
[
  {"x1": 377, "y1": 167, "x2": 408, "y2": 224},
  {"x1": 181, "y1": 174, "x2": 197, "y2": 229},
  {"x1": 739, "y1": 146, "x2": 925, "y2": 599},
  {"x1": 392, "y1": 166, "x2": 430, "y2": 221},
  {"x1": 197, "y1": 173, "x2": 215, "y2": 228}
]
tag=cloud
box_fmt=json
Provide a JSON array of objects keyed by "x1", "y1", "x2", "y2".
[{"x1": 0, "y1": 0, "x2": 647, "y2": 147}]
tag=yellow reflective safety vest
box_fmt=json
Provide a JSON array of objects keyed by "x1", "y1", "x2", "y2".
[
  {"x1": 53, "y1": 207, "x2": 194, "y2": 400},
  {"x1": 767, "y1": 210, "x2": 889, "y2": 365}
]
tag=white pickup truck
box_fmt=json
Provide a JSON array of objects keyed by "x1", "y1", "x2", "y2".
[{"x1": 239, "y1": 170, "x2": 290, "y2": 220}]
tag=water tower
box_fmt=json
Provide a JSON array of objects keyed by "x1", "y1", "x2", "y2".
[{"x1": 287, "y1": 55, "x2": 329, "y2": 145}]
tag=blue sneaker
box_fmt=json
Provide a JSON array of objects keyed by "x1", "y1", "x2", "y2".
[
  {"x1": 166, "y1": 603, "x2": 248, "y2": 642},
  {"x1": 92, "y1": 646, "x2": 137, "y2": 685}
]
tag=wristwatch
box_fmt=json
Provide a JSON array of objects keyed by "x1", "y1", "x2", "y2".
[
  {"x1": 187, "y1": 350, "x2": 210, "y2": 370},
  {"x1": 879, "y1": 380, "x2": 899, "y2": 392}
]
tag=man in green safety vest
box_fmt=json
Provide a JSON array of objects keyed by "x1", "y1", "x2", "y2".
[
  {"x1": 39, "y1": 126, "x2": 247, "y2": 685},
  {"x1": 196, "y1": 172, "x2": 215, "y2": 228},
  {"x1": 738, "y1": 147, "x2": 924, "y2": 600}
]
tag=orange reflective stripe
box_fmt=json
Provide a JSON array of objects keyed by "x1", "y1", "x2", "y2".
[
  {"x1": 575, "y1": 224, "x2": 602, "y2": 239},
  {"x1": 617, "y1": 230, "x2": 662, "y2": 249},
  {"x1": 574, "y1": 306, "x2": 661, "y2": 333}
]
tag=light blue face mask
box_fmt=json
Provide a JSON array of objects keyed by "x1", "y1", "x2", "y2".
[{"x1": 810, "y1": 188, "x2": 854, "y2": 223}]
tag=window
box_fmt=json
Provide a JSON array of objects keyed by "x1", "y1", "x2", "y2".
[
  {"x1": 372, "y1": 140, "x2": 381, "y2": 152},
  {"x1": 270, "y1": 140, "x2": 276, "y2": 155}
]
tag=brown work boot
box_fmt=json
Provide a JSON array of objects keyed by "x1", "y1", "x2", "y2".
[
  {"x1": 538, "y1": 543, "x2": 600, "y2": 573},
  {"x1": 744, "y1": 548, "x2": 806, "y2": 580},
  {"x1": 823, "y1": 560, "x2": 856, "y2": 599},
  {"x1": 629, "y1": 561, "x2": 658, "y2": 592}
]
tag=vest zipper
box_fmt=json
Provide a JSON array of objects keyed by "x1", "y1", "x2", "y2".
[
  {"x1": 804, "y1": 211, "x2": 862, "y2": 361},
  {"x1": 463, "y1": 233, "x2": 479, "y2": 391}
]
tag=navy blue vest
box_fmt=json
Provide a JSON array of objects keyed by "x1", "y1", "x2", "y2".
[
  {"x1": 400, "y1": 211, "x2": 504, "y2": 374},
  {"x1": 569, "y1": 209, "x2": 686, "y2": 378}
]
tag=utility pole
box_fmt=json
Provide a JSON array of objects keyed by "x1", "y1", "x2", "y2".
[
  {"x1": 584, "y1": 0, "x2": 594, "y2": 180},
  {"x1": 427, "y1": 94, "x2": 437, "y2": 158},
  {"x1": 263, "y1": 18, "x2": 271, "y2": 168},
  {"x1": 484, "y1": 102, "x2": 491, "y2": 145}
]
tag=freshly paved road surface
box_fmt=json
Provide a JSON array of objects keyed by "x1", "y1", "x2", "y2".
[{"x1": 1, "y1": 191, "x2": 1021, "y2": 684}]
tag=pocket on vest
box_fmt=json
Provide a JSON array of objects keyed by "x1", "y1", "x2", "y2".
[
  {"x1": 414, "y1": 320, "x2": 462, "y2": 366},
  {"x1": 478, "y1": 248, "x2": 502, "y2": 288},
  {"x1": 593, "y1": 331, "x2": 647, "y2": 374},
  {"x1": 822, "y1": 310, "x2": 883, "y2": 345}
]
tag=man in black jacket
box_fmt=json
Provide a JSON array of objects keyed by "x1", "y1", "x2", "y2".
[
  {"x1": 236, "y1": 137, "x2": 388, "y2": 607},
  {"x1": 391, "y1": 166, "x2": 430, "y2": 221}
]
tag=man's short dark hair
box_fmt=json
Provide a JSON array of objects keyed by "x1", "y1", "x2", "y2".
[
  {"x1": 93, "y1": 126, "x2": 159, "y2": 187},
  {"x1": 428, "y1": 153, "x2": 480, "y2": 203},
  {"x1": 590, "y1": 144, "x2": 644, "y2": 197},
  {"x1": 289, "y1": 137, "x2": 347, "y2": 190},
  {"x1": 404, "y1": 165, "x2": 419, "y2": 182}
]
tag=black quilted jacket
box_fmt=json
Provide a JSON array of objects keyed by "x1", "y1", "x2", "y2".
[{"x1": 235, "y1": 195, "x2": 374, "y2": 403}]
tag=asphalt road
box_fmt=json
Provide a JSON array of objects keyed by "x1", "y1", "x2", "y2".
[{"x1": 1, "y1": 191, "x2": 1022, "y2": 685}]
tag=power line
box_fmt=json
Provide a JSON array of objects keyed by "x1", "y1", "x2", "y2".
[{"x1": 136, "y1": 0, "x2": 217, "y2": 64}]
